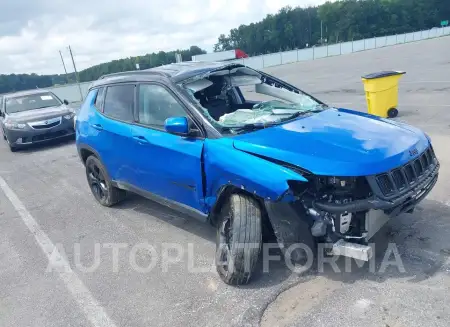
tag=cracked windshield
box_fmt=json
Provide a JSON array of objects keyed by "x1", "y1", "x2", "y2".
[{"x1": 184, "y1": 68, "x2": 325, "y2": 131}]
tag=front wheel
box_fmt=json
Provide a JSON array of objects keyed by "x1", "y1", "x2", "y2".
[
  {"x1": 215, "y1": 193, "x2": 262, "y2": 285},
  {"x1": 5, "y1": 137, "x2": 17, "y2": 152}
]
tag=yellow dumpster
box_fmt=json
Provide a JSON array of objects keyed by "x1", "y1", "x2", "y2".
[{"x1": 361, "y1": 71, "x2": 406, "y2": 118}]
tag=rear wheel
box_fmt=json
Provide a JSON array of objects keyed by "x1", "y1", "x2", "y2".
[
  {"x1": 215, "y1": 193, "x2": 262, "y2": 285},
  {"x1": 85, "y1": 155, "x2": 126, "y2": 206}
]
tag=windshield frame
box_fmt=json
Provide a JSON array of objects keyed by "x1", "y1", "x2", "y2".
[
  {"x1": 4, "y1": 91, "x2": 63, "y2": 114},
  {"x1": 179, "y1": 66, "x2": 328, "y2": 136}
]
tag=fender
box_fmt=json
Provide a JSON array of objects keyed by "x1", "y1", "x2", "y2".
[
  {"x1": 202, "y1": 138, "x2": 307, "y2": 210},
  {"x1": 77, "y1": 143, "x2": 104, "y2": 165}
]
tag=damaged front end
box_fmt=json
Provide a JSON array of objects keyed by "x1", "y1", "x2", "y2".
[{"x1": 266, "y1": 146, "x2": 440, "y2": 262}]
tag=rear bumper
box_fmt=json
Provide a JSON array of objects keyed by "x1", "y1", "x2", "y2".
[{"x1": 4, "y1": 118, "x2": 75, "y2": 146}]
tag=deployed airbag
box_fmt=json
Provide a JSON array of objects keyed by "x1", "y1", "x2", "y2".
[{"x1": 185, "y1": 79, "x2": 213, "y2": 93}]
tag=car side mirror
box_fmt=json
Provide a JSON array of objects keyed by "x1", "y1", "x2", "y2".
[
  {"x1": 63, "y1": 99, "x2": 69, "y2": 105},
  {"x1": 164, "y1": 117, "x2": 191, "y2": 136}
]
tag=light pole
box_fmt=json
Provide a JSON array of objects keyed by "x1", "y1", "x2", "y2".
[
  {"x1": 68, "y1": 45, "x2": 84, "y2": 101},
  {"x1": 59, "y1": 50, "x2": 69, "y2": 83},
  {"x1": 321, "y1": 20, "x2": 323, "y2": 44}
]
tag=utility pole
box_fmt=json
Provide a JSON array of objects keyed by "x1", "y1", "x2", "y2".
[
  {"x1": 68, "y1": 45, "x2": 84, "y2": 101},
  {"x1": 321, "y1": 20, "x2": 323, "y2": 44},
  {"x1": 59, "y1": 50, "x2": 69, "y2": 83}
]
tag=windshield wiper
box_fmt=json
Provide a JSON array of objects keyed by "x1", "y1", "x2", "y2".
[
  {"x1": 281, "y1": 104, "x2": 329, "y2": 122},
  {"x1": 223, "y1": 122, "x2": 274, "y2": 133}
]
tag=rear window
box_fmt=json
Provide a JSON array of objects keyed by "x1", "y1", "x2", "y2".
[
  {"x1": 103, "y1": 85, "x2": 135, "y2": 122},
  {"x1": 94, "y1": 88, "x2": 105, "y2": 111}
]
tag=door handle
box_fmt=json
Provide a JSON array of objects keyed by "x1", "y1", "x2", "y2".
[
  {"x1": 91, "y1": 123, "x2": 103, "y2": 130},
  {"x1": 133, "y1": 135, "x2": 149, "y2": 144}
]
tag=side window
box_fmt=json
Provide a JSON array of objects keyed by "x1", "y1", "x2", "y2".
[
  {"x1": 94, "y1": 87, "x2": 105, "y2": 111},
  {"x1": 138, "y1": 84, "x2": 187, "y2": 128},
  {"x1": 103, "y1": 84, "x2": 135, "y2": 122}
]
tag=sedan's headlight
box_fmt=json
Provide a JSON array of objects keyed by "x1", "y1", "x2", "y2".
[
  {"x1": 4, "y1": 122, "x2": 26, "y2": 129},
  {"x1": 63, "y1": 113, "x2": 75, "y2": 120}
]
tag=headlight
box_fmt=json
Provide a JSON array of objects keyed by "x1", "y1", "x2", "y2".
[
  {"x1": 63, "y1": 113, "x2": 75, "y2": 120},
  {"x1": 4, "y1": 122, "x2": 26, "y2": 129}
]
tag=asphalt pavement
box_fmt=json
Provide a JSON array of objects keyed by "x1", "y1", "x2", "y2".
[{"x1": 0, "y1": 35, "x2": 449, "y2": 327}]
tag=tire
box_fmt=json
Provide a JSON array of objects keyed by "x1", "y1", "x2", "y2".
[
  {"x1": 5, "y1": 137, "x2": 17, "y2": 152},
  {"x1": 265, "y1": 202, "x2": 316, "y2": 270},
  {"x1": 85, "y1": 155, "x2": 126, "y2": 207},
  {"x1": 216, "y1": 193, "x2": 262, "y2": 285},
  {"x1": 387, "y1": 108, "x2": 398, "y2": 118}
]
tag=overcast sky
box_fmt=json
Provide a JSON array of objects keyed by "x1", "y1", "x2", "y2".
[{"x1": 0, "y1": 0, "x2": 327, "y2": 75}]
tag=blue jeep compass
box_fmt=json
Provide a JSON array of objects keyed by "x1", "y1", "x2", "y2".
[{"x1": 76, "y1": 62, "x2": 439, "y2": 285}]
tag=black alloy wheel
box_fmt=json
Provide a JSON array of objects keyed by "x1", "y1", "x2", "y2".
[{"x1": 87, "y1": 159, "x2": 108, "y2": 203}]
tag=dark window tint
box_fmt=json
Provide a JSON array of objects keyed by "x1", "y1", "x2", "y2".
[
  {"x1": 138, "y1": 84, "x2": 186, "y2": 127},
  {"x1": 104, "y1": 84, "x2": 134, "y2": 121},
  {"x1": 94, "y1": 88, "x2": 105, "y2": 110}
]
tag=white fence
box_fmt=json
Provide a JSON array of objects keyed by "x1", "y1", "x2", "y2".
[
  {"x1": 227, "y1": 26, "x2": 450, "y2": 70},
  {"x1": 3, "y1": 26, "x2": 449, "y2": 103}
]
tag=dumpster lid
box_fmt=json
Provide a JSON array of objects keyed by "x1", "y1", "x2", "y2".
[{"x1": 362, "y1": 71, "x2": 406, "y2": 79}]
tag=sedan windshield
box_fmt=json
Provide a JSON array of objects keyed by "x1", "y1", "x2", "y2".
[{"x1": 5, "y1": 92, "x2": 62, "y2": 114}]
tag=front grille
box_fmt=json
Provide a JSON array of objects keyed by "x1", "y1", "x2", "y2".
[
  {"x1": 404, "y1": 164, "x2": 415, "y2": 183},
  {"x1": 32, "y1": 121, "x2": 60, "y2": 129},
  {"x1": 413, "y1": 159, "x2": 423, "y2": 176},
  {"x1": 376, "y1": 147, "x2": 436, "y2": 196},
  {"x1": 392, "y1": 169, "x2": 406, "y2": 190},
  {"x1": 377, "y1": 174, "x2": 394, "y2": 195}
]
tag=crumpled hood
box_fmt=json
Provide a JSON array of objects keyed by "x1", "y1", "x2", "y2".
[
  {"x1": 6, "y1": 105, "x2": 72, "y2": 123},
  {"x1": 232, "y1": 108, "x2": 429, "y2": 176}
]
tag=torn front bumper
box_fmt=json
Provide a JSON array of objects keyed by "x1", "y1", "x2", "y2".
[
  {"x1": 265, "y1": 150, "x2": 439, "y2": 262},
  {"x1": 314, "y1": 160, "x2": 439, "y2": 218}
]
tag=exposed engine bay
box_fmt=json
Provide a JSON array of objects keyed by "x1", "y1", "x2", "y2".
[{"x1": 280, "y1": 149, "x2": 439, "y2": 262}]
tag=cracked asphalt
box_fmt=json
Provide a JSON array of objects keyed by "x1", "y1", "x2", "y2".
[{"x1": 1, "y1": 35, "x2": 449, "y2": 327}]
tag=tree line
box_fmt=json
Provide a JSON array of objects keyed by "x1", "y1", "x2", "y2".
[
  {"x1": 214, "y1": 0, "x2": 449, "y2": 55},
  {"x1": 1, "y1": 0, "x2": 449, "y2": 94},
  {"x1": 0, "y1": 46, "x2": 205, "y2": 94}
]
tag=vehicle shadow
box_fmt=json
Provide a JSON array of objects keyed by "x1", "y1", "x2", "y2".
[
  {"x1": 229, "y1": 198, "x2": 450, "y2": 293},
  {"x1": 115, "y1": 193, "x2": 216, "y2": 242},
  {"x1": 114, "y1": 194, "x2": 450, "y2": 290},
  {"x1": 301, "y1": 198, "x2": 450, "y2": 286},
  {"x1": 115, "y1": 193, "x2": 293, "y2": 288}
]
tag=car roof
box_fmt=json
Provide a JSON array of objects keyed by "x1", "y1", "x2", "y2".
[
  {"x1": 91, "y1": 61, "x2": 245, "y2": 88},
  {"x1": 4, "y1": 89, "x2": 54, "y2": 99}
]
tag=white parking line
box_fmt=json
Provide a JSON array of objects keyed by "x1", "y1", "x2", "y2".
[{"x1": 0, "y1": 176, "x2": 117, "y2": 327}]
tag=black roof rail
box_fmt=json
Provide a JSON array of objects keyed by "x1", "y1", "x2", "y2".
[{"x1": 98, "y1": 70, "x2": 168, "y2": 80}]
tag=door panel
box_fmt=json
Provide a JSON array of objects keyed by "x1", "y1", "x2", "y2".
[
  {"x1": 129, "y1": 124, "x2": 205, "y2": 212},
  {"x1": 90, "y1": 84, "x2": 136, "y2": 183},
  {"x1": 92, "y1": 112, "x2": 134, "y2": 182},
  {"x1": 128, "y1": 83, "x2": 205, "y2": 212}
]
